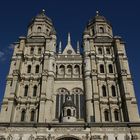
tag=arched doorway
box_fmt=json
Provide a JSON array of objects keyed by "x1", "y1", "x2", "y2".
[{"x1": 57, "y1": 137, "x2": 79, "y2": 140}]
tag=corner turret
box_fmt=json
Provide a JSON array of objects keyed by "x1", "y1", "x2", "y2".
[{"x1": 27, "y1": 9, "x2": 56, "y2": 38}]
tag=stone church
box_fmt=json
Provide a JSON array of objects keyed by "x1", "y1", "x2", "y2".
[{"x1": 0, "y1": 10, "x2": 140, "y2": 140}]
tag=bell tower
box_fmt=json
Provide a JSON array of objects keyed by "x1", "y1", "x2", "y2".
[{"x1": 27, "y1": 9, "x2": 56, "y2": 38}]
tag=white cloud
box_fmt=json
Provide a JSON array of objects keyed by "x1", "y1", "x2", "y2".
[
  {"x1": 0, "y1": 51, "x2": 6, "y2": 62},
  {"x1": 8, "y1": 44, "x2": 15, "y2": 50},
  {"x1": 0, "y1": 51, "x2": 4, "y2": 58}
]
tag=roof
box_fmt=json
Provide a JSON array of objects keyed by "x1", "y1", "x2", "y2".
[{"x1": 88, "y1": 11, "x2": 111, "y2": 26}]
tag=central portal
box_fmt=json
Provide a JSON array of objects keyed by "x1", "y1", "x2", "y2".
[{"x1": 58, "y1": 137, "x2": 79, "y2": 140}]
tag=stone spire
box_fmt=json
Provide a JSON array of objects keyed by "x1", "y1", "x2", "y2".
[
  {"x1": 77, "y1": 41, "x2": 80, "y2": 54},
  {"x1": 58, "y1": 41, "x2": 62, "y2": 54},
  {"x1": 67, "y1": 33, "x2": 71, "y2": 45},
  {"x1": 62, "y1": 33, "x2": 76, "y2": 55}
]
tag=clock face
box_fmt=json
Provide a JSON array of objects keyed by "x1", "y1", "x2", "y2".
[{"x1": 67, "y1": 50, "x2": 72, "y2": 54}]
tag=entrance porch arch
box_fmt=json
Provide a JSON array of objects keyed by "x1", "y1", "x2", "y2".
[{"x1": 56, "y1": 135, "x2": 80, "y2": 140}]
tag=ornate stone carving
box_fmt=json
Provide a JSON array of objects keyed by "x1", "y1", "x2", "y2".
[{"x1": 29, "y1": 135, "x2": 35, "y2": 140}]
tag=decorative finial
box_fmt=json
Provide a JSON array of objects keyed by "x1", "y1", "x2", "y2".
[
  {"x1": 77, "y1": 41, "x2": 80, "y2": 54},
  {"x1": 41, "y1": 9, "x2": 45, "y2": 15},
  {"x1": 59, "y1": 41, "x2": 62, "y2": 54},
  {"x1": 68, "y1": 33, "x2": 71, "y2": 44},
  {"x1": 96, "y1": 11, "x2": 99, "y2": 16},
  {"x1": 42, "y1": 9, "x2": 45, "y2": 13}
]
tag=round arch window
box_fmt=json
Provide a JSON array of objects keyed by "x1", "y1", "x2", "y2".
[{"x1": 67, "y1": 50, "x2": 72, "y2": 54}]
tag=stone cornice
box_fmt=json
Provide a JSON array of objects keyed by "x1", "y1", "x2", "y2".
[{"x1": 0, "y1": 122, "x2": 140, "y2": 128}]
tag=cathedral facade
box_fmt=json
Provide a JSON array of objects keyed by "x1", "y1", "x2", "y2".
[{"x1": 0, "y1": 10, "x2": 140, "y2": 140}]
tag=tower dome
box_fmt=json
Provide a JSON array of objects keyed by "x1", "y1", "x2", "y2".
[
  {"x1": 84, "y1": 11, "x2": 113, "y2": 38},
  {"x1": 27, "y1": 9, "x2": 56, "y2": 38},
  {"x1": 61, "y1": 95, "x2": 77, "y2": 123}
]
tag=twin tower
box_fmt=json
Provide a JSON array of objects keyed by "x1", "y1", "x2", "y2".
[{"x1": 0, "y1": 10, "x2": 139, "y2": 124}]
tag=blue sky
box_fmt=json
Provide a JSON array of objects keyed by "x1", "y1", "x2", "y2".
[{"x1": 0, "y1": 0, "x2": 140, "y2": 111}]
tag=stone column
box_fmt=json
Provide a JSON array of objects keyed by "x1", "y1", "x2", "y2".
[
  {"x1": 39, "y1": 73, "x2": 47, "y2": 122},
  {"x1": 85, "y1": 75, "x2": 94, "y2": 122},
  {"x1": 114, "y1": 37, "x2": 140, "y2": 122},
  {"x1": 45, "y1": 76, "x2": 54, "y2": 122}
]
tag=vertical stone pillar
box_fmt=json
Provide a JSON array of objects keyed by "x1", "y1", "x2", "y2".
[
  {"x1": 83, "y1": 33, "x2": 94, "y2": 122},
  {"x1": 85, "y1": 75, "x2": 94, "y2": 122},
  {"x1": 114, "y1": 37, "x2": 140, "y2": 121},
  {"x1": 39, "y1": 73, "x2": 47, "y2": 122},
  {"x1": 92, "y1": 76, "x2": 100, "y2": 122},
  {"x1": 6, "y1": 101, "x2": 15, "y2": 122},
  {"x1": 45, "y1": 76, "x2": 54, "y2": 122}
]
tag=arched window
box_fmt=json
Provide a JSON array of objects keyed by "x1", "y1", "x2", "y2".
[
  {"x1": 98, "y1": 48, "x2": 102, "y2": 54},
  {"x1": 38, "y1": 48, "x2": 41, "y2": 54},
  {"x1": 111, "y1": 85, "x2": 116, "y2": 97},
  {"x1": 33, "y1": 85, "x2": 37, "y2": 96},
  {"x1": 21, "y1": 110, "x2": 26, "y2": 122},
  {"x1": 37, "y1": 27, "x2": 41, "y2": 32},
  {"x1": 35, "y1": 65, "x2": 39, "y2": 73},
  {"x1": 30, "y1": 47, "x2": 34, "y2": 55},
  {"x1": 74, "y1": 65, "x2": 80, "y2": 74},
  {"x1": 106, "y1": 48, "x2": 110, "y2": 54},
  {"x1": 27, "y1": 65, "x2": 31, "y2": 73},
  {"x1": 99, "y1": 27, "x2": 104, "y2": 33},
  {"x1": 102, "y1": 86, "x2": 107, "y2": 97},
  {"x1": 114, "y1": 110, "x2": 119, "y2": 121},
  {"x1": 109, "y1": 64, "x2": 113, "y2": 73},
  {"x1": 30, "y1": 110, "x2": 35, "y2": 121},
  {"x1": 92, "y1": 28, "x2": 95, "y2": 35},
  {"x1": 100, "y1": 65, "x2": 104, "y2": 73},
  {"x1": 104, "y1": 110, "x2": 109, "y2": 121},
  {"x1": 59, "y1": 65, "x2": 65, "y2": 74},
  {"x1": 67, "y1": 65, "x2": 72, "y2": 74},
  {"x1": 67, "y1": 109, "x2": 71, "y2": 116},
  {"x1": 24, "y1": 85, "x2": 28, "y2": 96}
]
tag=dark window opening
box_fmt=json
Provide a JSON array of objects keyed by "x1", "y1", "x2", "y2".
[
  {"x1": 21, "y1": 110, "x2": 26, "y2": 122},
  {"x1": 27, "y1": 65, "x2": 31, "y2": 73},
  {"x1": 30, "y1": 47, "x2": 34, "y2": 55},
  {"x1": 106, "y1": 48, "x2": 110, "y2": 54},
  {"x1": 33, "y1": 86, "x2": 37, "y2": 96},
  {"x1": 37, "y1": 27, "x2": 41, "y2": 32},
  {"x1": 35, "y1": 65, "x2": 39, "y2": 73},
  {"x1": 102, "y1": 86, "x2": 107, "y2": 97},
  {"x1": 38, "y1": 48, "x2": 41, "y2": 54},
  {"x1": 24, "y1": 85, "x2": 28, "y2": 96},
  {"x1": 111, "y1": 86, "x2": 116, "y2": 97},
  {"x1": 109, "y1": 64, "x2": 113, "y2": 73},
  {"x1": 100, "y1": 65, "x2": 104, "y2": 73},
  {"x1": 67, "y1": 109, "x2": 71, "y2": 116},
  {"x1": 104, "y1": 110, "x2": 109, "y2": 121},
  {"x1": 98, "y1": 48, "x2": 102, "y2": 54},
  {"x1": 114, "y1": 110, "x2": 119, "y2": 121},
  {"x1": 30, "y1": 110, "x2": 35, "y2": 121},
  {"x1": 99, "y1": 27, "x2": 104, "y2": 33}
]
